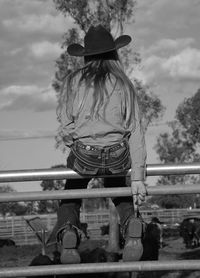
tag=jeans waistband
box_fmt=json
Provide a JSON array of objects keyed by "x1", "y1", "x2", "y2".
[{"x1": 74, "y1": 139, "x2": 127, "y2": 153}]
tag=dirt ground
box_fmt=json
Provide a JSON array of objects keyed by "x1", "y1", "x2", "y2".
[{"x1": 0, "y1": 237, "x2": 200, "y2": 278}]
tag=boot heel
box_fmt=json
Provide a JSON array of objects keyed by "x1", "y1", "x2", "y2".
[
  {"x1": 123, "y1": 217, "x2": 143, "y2": 262},
  {"x1": 59, "y1": 225, "x2": 81, "y2": 264}
]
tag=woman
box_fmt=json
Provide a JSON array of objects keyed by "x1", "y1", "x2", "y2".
[{"x1": 52, "y1": 25, "x2": 147, "y2": 264}]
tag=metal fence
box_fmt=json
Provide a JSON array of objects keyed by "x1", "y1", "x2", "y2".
[
  {"x1": 0, "y1": 211, "x2": 110, "y2": 245},
  {"x1": 1, "y1": 208, "x2": 200, "y2": 246},
  {"x1": 0, "y1": 162, "x2": 200, "y2": 277}
]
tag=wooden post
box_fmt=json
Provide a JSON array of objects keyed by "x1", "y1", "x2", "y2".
[
  {"x1": 108, "y1": 199, "x2": 120, "y2": 252},
  {"x1": 41, "y1": 229, "x2": 46, "y2": 255}
]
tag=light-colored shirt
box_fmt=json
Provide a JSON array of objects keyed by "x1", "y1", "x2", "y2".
[{"x1": 59, "y1": 76, "x2": 147, "y2": 181}]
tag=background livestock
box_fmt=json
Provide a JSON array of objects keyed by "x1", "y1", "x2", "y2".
[
  {"x1": 141, "y1": 222, "x2": 162, "y2": 261},
  {"x1": 27, "y1": 254, "x2": 54, "y2": 278},
  {"x1": 179, "y1": 217, "x2": 200, "y2": 248},
  {"x1": 26, "y1": 248, "x2": 115, "y2": 278},
  {"x1": 0, "y1": 238, "x2": 16, "y2": 248}
]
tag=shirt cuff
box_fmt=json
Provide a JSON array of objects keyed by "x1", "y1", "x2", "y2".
[{"x1": 131, "y1": 166, "x2": 146, "y2": 181}]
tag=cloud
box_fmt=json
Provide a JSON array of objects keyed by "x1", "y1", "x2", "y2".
[
  {"x1": 135, "y1": 36, "x2": 200, "y2": 122},
  {"x1": 145, "y1": 38, "x2": 195, "y2": 56},
  {"x1": 3, "y1": 14, "x2": 73, "y2": 34},
  {"x1": 141, "y1": 55, "x2": 164, "y2": 83},
  {"x1": 30, "y1": 41, "x2": 62, "y2": 58},
  {"x1": 0, "y1": 1, "x2": 69, "y2": 89},
  {"x1": 0, "y1": 129, "x2": 55, "y2": 140},
  {"x1": 0, "y1": 85, "x2": 57, "y2": 112},
  {"x1": 134, "y1": 0, "x2": 200, "y2": 48},
  {"x1": 162, "y1": 48, "x2": 200, "y2": 80},
  {"x1": 1, "y1": 0, "x2": 73, "y2": 35},
  {"x1": 141, "y1": 45, "x2": 200, "y2": 83},
  {"x1": 131, "y1": 0, "x2": 200, "y2": 89}
]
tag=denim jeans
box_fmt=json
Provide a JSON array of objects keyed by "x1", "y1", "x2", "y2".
[
  {"x1": 68, "y1": 138, "x2": 131, "y2": 176},
  {"x1": 49, "y1": 140, "x2": 134, "y2": 244}
]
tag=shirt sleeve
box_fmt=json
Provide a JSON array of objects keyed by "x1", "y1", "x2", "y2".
[
  {"x1": 128, "y1": 96, "x2": 147, "y2": 181},
  {"x1": 58, "y1": 103, "x2": 75, "y2": 147}
]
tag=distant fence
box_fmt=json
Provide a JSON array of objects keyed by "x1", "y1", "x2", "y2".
[
  {"x1": 0, "y1": 210, "x2": 110, "y2": 245},
  {"x1": 1, "y1": 208, "x2": 200, "y2": 246}
]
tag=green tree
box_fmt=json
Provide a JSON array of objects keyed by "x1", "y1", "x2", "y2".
[
  {"x1": 53, "y1": 0, "x2": 136, "y2": 33},
  {"x1": 150, "y1": 89, "x2": 200, "y2": 209},
  {"x1": 134, "y1": 79, "x2": 165, "y2": 131},
  {"x1": 176, "y1": 88, "x2": 200, "y2": 146},
  {"x1": 0, "y1": 185, "x2": 29, "y2": 216},
  {"x1": 38, "y1": 165, "x2": 66, "y2": 213}
]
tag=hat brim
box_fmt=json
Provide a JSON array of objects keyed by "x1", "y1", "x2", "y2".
[{"x1": 67, "y1": 35, "x2": 132, "y2": 57}]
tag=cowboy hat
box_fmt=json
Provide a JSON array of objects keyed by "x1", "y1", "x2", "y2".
[{"x1": 67, "y1": 24, "x2": 132, "y2": 57}]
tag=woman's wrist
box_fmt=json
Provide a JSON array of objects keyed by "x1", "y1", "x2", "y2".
[{"x1": 131, "y1": 166, "x2": 146, "y2": 181}]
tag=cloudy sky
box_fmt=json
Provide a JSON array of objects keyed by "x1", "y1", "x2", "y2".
[{"x1": 0, "y1": 0, "x2": 200, "y2": 191}]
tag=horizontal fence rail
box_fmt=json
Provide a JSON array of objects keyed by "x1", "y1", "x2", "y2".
[
  {"x1": 1, "y1": 183, "x2": 200, "y2": 203},
  {"x1": 1, "y1": 260, "x2": 200, "y2": 277},
  {"x1": 0, "y1": 162, "x2": 200, "y2": 183},
  {"x1": 1, "y1": 162, "x2": 200, "y2": 276}
]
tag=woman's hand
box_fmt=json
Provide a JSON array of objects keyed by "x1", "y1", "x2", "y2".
[{"x1": 131, "y1": 180, "x2": 147, "y2": 210}]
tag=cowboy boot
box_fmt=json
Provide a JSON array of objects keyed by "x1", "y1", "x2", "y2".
[
  {"x1": 57, "y1": 222, "x2": 81, "y2": 264},
  {"x1": 122, "y1": 217, "x2": 143, "y2": 262}
]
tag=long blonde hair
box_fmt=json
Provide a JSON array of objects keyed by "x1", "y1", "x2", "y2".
[{"x1": 57, "y1": 59, "x2": 136, "y2": 129}]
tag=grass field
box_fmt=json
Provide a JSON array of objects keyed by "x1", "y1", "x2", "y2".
[{"x1": 0, "y1": 236, "x2": 200, "y2": 278}]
